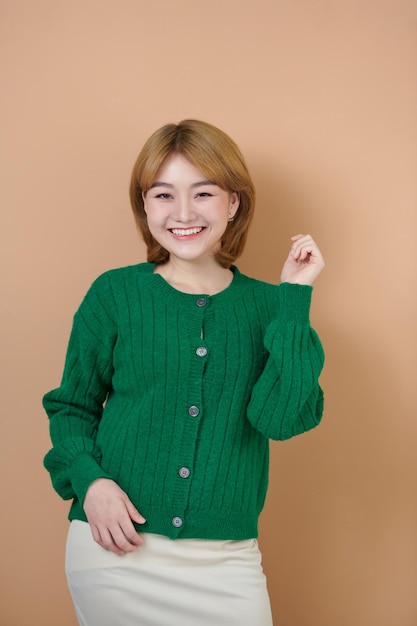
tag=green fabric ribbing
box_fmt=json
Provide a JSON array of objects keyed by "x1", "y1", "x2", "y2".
[{"x1": 43, "y1": 263, "x2": 324, "y2": 540}]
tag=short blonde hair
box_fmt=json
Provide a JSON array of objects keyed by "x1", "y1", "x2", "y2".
[{"x1": 129, "y1": 119, "x2": 255, "y2": 268}]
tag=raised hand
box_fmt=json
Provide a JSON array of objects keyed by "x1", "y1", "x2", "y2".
[
  {"x1": 280, "y1": 234, "x2": 325, "y2": 286},
  {"x1": 83, "y1": 478, "x2": 146, "y2": 554}
]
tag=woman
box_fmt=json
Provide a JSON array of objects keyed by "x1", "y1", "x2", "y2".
[{"x1": 43, "y1": 119, "x2": 325, "y2": 625}]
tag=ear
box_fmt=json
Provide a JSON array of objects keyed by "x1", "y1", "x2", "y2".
[
  {"x1": 228, "y1": 191, "x2": 240, "y2": 219},
  {"x1": 142, "y1": 191, "x2": 148, "y2": 213}
]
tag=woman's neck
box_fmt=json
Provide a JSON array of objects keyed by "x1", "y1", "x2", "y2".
[{"x1": 154, "y1": 258, "x2": 234, "y2": 295}]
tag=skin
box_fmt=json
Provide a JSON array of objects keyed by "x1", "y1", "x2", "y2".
[
  {"x1": 83, "y1": 155, "x2": 325, "y2": 554},
  {"x1": 142, "y1": 153, "x2": 240, "y2": 295},
  {"x1": 281, "y1": 233, "x2": 325, "y2": 285}
]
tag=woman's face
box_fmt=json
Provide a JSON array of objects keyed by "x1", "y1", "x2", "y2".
[{"x1": 143, "y1": 153, "x2": 239, "y2": 266}]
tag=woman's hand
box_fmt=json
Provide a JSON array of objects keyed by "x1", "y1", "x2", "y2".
[
  {"x1": 83, "y1": 478, "x2": 146, "y2": 554},
  {"x1": 280, "y1": 234, "x2": 325, "y2": 286}
]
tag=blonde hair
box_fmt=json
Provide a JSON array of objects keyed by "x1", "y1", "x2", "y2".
[{"x1": 129, "y1": 119, "x2": 255, "y2": 268}]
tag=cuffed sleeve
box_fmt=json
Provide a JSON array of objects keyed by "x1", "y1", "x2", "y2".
[
  {"x1": 43, "y1": 275, "x2": 117, "y2": 505},
  {"x1": 246, "y1": 282, "x2": 325, "y2": 440}
]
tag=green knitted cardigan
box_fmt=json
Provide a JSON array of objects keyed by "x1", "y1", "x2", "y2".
[{"x1": 43, "y1": 263, "x2": 324, "y2": 540}]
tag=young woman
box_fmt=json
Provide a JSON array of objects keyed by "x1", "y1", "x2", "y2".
[{"x1": 43, "y1": 119, "x2": 325, "y2": 626}]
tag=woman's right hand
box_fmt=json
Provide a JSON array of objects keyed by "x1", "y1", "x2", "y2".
[{"x1": 83, "y1": 478, "x2": 146, "y2": 554}]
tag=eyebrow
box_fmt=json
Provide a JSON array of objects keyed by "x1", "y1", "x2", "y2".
[{"x1": 149, "y1": 180, "x2": 217, "y2": 189}]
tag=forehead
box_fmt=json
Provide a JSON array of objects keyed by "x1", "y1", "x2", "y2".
[{"x1": 152, "y1": 153, "x2": 213, "y2": 185}]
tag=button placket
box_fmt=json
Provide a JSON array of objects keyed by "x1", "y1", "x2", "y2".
[{"x1": 170, "y1": 297, "x2": 210, "y2": 536}]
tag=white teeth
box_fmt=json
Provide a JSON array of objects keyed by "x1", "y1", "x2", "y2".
[{"x1": 171, "y1": 227, "x2": 204, "y2": 236}]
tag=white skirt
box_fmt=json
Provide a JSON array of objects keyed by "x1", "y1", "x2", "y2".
[{"x1": 65, "y1": 520, "x2": 273, "y2": 626}]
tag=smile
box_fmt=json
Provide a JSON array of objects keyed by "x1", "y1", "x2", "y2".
[{"x1": 170, "y1": 227, "x2": 205, "y2": 236}]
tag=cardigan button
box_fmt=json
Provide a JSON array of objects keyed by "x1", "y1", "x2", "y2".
[
  {"x1": 179, "y1": 467, "x2": 190, "y2": 479},
  {"x1": 172, "y1": 516, "x2": 183, "y2": 528},
  {"x1": 196, "y1": 346, "x2": 208, "y2": 357},
  {"x1": 188, "y1": 405, "x2": 200, "y2": 417},
  {"x1": 196, "y1": 297, "x2": 207, "y2": 307}
]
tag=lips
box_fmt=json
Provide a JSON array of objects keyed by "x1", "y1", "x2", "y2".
[{"x1": 169, "y1": 227, "x2": 205, "y2": 236}]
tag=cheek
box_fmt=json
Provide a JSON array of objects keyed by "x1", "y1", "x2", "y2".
[
  {"x1": 146, "y1": 217, "x2": 162, "y2": 233},
  {"x1": 143, "y1": 204, "x2": 161, "y2": 224}
]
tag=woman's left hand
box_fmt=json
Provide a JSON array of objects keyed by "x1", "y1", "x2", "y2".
[{"x1": 280, "y1": 234, "x2": 325, "y2": 285}]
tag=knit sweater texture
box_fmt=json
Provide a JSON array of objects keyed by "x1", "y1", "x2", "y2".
[{"x1": 43, "y1": 263, "x2": 324, "y2": 540}]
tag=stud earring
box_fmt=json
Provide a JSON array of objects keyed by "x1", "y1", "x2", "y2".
[{"x1": 228, "y1": 210, "x2": 234, "y2": 223}]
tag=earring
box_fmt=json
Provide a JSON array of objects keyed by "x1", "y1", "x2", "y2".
[{"x1": 228, "y1": 210, "x2": 234, "y2": 223}]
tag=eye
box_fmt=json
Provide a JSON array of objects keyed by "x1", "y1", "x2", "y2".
[
  {"x1": 196, "y1": 192, "x2": 213, "y2": 198},
  {"x1": 155, "y1": 192, "x2": 172, "y2": 199}
]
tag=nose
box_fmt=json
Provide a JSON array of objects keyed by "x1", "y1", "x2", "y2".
[{"x1": 174, "y1": 196, "x2": 197, "y2": 223}]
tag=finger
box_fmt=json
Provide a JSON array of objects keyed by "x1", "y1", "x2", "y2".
[
  {"x1": 109, "y1": 523, "x2": 142, "y2": 553},
  {"x1": 290, "y1": 234, "x2": 311, "y2": 259},
  {"x1": 90, "y1": 519, "x2": 135, "y2": 554},
  {"x1": 113, "y1": 502, "x2": 145, "y2": 550},
  {"x1": 95, "y1": 526, "x2": 126, "y2": 555},
  {"x1": 292, "y1": 242, "x2": 314, "y2": 262},
  {"x1": 125, "y1": 499, "x2": 146, "y2": 525},
  {"x1": 291, "y1": 237, "x2": 321, "y2": 262},
  {"x1": 300, "y1": 243, "x2": 324, "y2": 264},
  {"x1": 298, "y1": 245, "x2": 314, "y2": 262},
  {"x1": 120, "y1": 510, "x2": 145, "y2": 548},
  {"x1": 120, "y1": 523, "x2": 144, "y2": 548},
  {"x1": 90, "y1": 523, "x2": 102, "y2": 545}
]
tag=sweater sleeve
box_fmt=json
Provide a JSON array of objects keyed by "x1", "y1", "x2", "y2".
[
  {"x1": 43, "y1": 275, "x2": 117, "y2": 505},
  {"x1": 246, "y1": 282, "x2": 325, "y2": 440}
]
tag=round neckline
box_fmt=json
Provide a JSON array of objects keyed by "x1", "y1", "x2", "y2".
[{"x1": 139, "y1": 263, "x2": 248, "y2": 308}]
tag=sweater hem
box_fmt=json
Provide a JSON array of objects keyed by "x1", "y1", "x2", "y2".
[{"x1": 68, "y1": 503, "x2": 259, "y2": 541}]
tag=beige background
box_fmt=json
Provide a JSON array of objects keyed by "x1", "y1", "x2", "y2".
[{"x1": 1, "y1": 1, "x2": 416, "y2": 624}]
